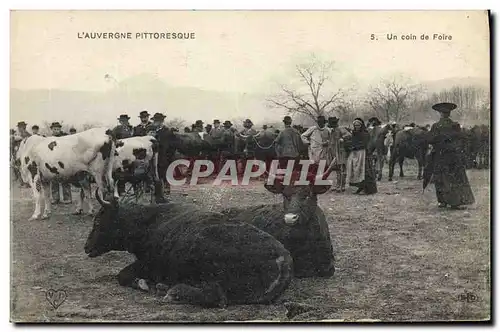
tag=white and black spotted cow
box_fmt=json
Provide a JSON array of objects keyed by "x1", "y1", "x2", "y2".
[
  {"x1": 16, "y1": 134, "x2": 47, "y2": 186},
  {"x1": 23, "y1": 127, "x2": 118, "y2": 220},
  {"x1": 111, "y1": 136, "x2": 160, "y2": 199}
]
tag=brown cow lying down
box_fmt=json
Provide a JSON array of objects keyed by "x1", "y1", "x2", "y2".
[
  {"x1": 221, "y1": 169, "x2": 335, "y2": 278},
  {"x1": 85, "y1": 191, "x2": 293, "y2": 308}
]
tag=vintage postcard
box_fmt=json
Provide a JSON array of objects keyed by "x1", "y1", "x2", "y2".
[{"x1": 10, "y1": 10, "x2": 490, "y2": 323}]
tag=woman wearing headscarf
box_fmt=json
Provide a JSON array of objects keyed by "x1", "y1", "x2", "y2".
[{"x1": 345, "y1": 118, "x2": 377, "y2": 195}]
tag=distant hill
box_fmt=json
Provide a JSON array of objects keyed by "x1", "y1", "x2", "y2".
[
  {"x1": 10, "y1": 74, "x2": 284, "y2": 129},
  {"x1": 10, "y1": 74, "x2": 489, "y2": 129},
  {"x1": 420, "y1": 76, "x2": 489, "y2": 94}
]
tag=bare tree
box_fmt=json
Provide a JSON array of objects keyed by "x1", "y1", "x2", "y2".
[
  {"x1": 165, "y1": 117, "x2": 186, "y2": 130},
  {"x1": 267, "y1": 56, "x2": 344, "y2": 122},
  {"x1": 428, "y1": 85, "x2": 489, "y2": 123},
  {"x1": 366, "y1": 77, "x2": 422, "y2": 123}
]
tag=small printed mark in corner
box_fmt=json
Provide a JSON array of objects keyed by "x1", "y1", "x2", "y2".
[
  {"x1": 45, "y1": 288, "x2": 67, "y2": 309},
  {"x1": 457, "y1": 292, "x2": 479, "y2": 303}
]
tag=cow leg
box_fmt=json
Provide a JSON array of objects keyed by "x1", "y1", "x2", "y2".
[
  {"x1": 398, "y1": 157, "x2": 405, "y2": 178},
  {"x1": 376, "y1": 153, "x2": 383, "y2": 181},
  {"x1": 40, "y1": 181, "x2": 52, "y2": 219},
  {"x1": 28, "y1": 175, "x2": 43, "y2": 221},
  {"x1": 388, "y1": 153, "x2": 396, "y2": 181},
  {"x1": 83, "y1": 183, "x2": 95, "y2": 215},
  {"x1": 417, "y1": 153, "x2": 424, "y2": 180},
  {"x1": 73, "y1": 186, "x2": 84, "y2": 215},
  {"x1": 118, "y1": 260, "x2": 152, "y2": 292}
]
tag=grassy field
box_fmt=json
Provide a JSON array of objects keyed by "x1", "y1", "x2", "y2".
[{"x1": 10, "y1": 164, "x2": 490, "y2": 322}]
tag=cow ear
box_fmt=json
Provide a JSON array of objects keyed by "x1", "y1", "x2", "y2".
[
  {"x1": 310, "y1": 184, "x2": 331, "y2": 195},
  {"x1": 264, "y1": 182, "x2": 284, "y2": 194}
]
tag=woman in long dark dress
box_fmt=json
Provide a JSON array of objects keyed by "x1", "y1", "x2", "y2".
[
  {"x1": 345, "y1": 118, "x2": 377, "y2": 195},
  {"x1": 427, "y1": 102, "x2": 475, "y2": 209}
]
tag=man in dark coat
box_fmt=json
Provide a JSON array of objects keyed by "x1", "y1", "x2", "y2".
[
  {"x1": 192, "y1": 120, "x2": 204, "y2": 133},
  {"x1": 426, "y1": 102, "x2": 475, "y2": 209},
  {"x1": 134, "y1": 110, "x2": 153, "y2": 137},
  {"x1": 151, "y1": 112, "x2": 171, "y2": 200},
  {"x1": 274, "y1": 116, "x2": 304, "y2": 169},
  {"x1": 112, "y1": 114, "x2": 134, "y2": 139},
  {"x1": 49, "y1": 122, "x2": 72, "y2": 204}
]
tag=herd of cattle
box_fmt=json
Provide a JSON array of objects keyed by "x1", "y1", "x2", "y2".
[{"x1": 11, "y1": 120, "x2": 489, "y2": 308}]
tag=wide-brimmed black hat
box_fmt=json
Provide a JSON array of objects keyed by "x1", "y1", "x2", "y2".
[
  {"x1": 243, "y1": 119, "x2": 253, "y2": 125},
  {"x1": 17, "y1": 121, "x2": 27, "y2": 127},
  {"x1": 152, "y1": 113, "x2": 166, "y2": 121},
  {"x1": 117, "y1": 114, "x2": 130, "y2": 120},
  {"x1": 32, "y1": 125, "x2": 39, "y2": 130},
  {"x1": 50, "y1": 122, "x2": 62, "y2": 129},
  {"x1": 223, "y1": 120, "x2": 232, "y2": 126},
  {"x1": 213, "y1": 119, "x2": 220, "y2": 124},
  {"x1": 195, "y1": 120, "x2": 203, "y2": 125},
  {"x1": 69, "y1": 127, "x2": 76, "y2": 132},
  {"x1": 138, "y1": 111, "x2": 150, "y2": 118},
  {"x1": 328, "y1": 116, "x2": 339, "y2": 123},
  {"x1": 283, "y1": 116, "x2": 292, "y2": 123},
  {"x1": 432, "y1": 102, "x2": 457, "y2": 113},
  {"x1": 367, "y1": 117, "x2": 382, "y2": 126}
]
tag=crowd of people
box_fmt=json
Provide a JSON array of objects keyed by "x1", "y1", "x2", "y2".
[{"x1": 11, "y1": 101, "x2": 476, "y2": 210}]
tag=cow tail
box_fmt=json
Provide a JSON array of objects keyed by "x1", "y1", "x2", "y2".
[{"x1": 262, "y1": 252, "x2": 293, "y2": 304}]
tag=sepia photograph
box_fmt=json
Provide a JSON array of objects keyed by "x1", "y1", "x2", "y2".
[{"x1": 9, "y1": 10, "x2": 491, "y2": 322}]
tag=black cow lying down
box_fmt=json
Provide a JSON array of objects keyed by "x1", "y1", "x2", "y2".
[
  {"x1": 221, "y1": 169, "x2": 335, "y2": 278},
  {"x1": 84, "y1": 191, "x2": 293, "y2": 308}
]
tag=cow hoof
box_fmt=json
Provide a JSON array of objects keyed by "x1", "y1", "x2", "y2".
[
  {"x1": 72, "y1": 209, "x2": 84, "y2": 215},
  {"x1": 29, "y1": 215, "x2": 40, "y2": 221},
  {"x1": 155, "y1": 283, "x2": 169, "y2": 297}
]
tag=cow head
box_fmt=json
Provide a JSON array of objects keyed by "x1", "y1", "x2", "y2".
[
  {"x1": 263, "y1": 168, "x2": 332, "y2": 226},
  {"x1": 84, "y1": 189, "x2": 122, "y2": 257}
]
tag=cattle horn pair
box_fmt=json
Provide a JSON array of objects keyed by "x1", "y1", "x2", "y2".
[
  {"x1": 263, "y1": 165, "x2": 330, "y2": 185},
  {"x1": 95, "y1": 188, "x2": 115, "y2": 207}
]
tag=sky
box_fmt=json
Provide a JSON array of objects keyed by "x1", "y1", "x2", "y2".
[
  {"x1": 9, "y1": 10, "x2": 490, "y2": 128},
  {"x1": 11, "y1": 10, "x2": 490, "y2": 93}
]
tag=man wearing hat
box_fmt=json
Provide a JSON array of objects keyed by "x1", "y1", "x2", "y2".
[
  {"x1": 240, "y1": 119, "x2": 257, "y2": 136},
  {"x1": 274, "y1": 116, "x2": 305, "y2": 169},
  {"x1": 112, "y1": 114, "x2": 134, "y2": 139},
  {"x1": 149, "y1": 113, "x2": 169, "y2": 202},
  {"x1": 49, "y1": 122, "x2": 72, "y2": 204},
  {"x1": 192, "y1": 120, "x2": 204, "y2": 133},
  {"x1": 204, "y1": 124, "x2": 212, "y2": 135},
  {"x1": 301, "y1": 115, "x2": 333, "y2": 166},
  {"x1": 209, "y1": 119, "x2": 222, "y2": 137},
  {"x1": 328, "y1": 116, "x2": 351, "y2": 192},
  {"x1": 426, "y1": 102, "x2": 474, "y2": 209},
  {"x1": 134, "y1": 111, "x2": 153, "y2": 137},
  {"x1": 69, "y1": 128, "x2": 77, "y2": 135},
  {"x1": 17, "y1": 121, "x2": 31, "y2": 139}
]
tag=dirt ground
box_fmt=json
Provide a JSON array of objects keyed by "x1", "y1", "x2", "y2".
[{"x1": 10, "y1": 164, "x2": 491, "y2": 322}]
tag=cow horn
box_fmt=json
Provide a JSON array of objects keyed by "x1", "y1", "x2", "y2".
[{"x1": 95, "y1": 188, "x2": 111, "y2": 207}]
